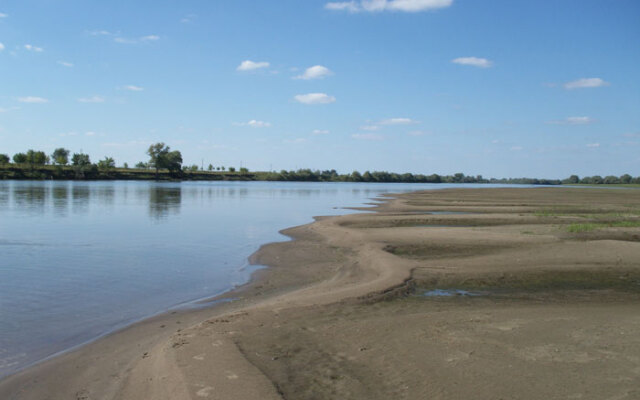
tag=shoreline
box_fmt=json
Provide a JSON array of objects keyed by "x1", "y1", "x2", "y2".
[{"x1": 2, "y1": 187, "x2": 639, "y2": 399}]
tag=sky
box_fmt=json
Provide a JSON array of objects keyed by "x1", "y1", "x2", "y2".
[{"x1": 0, "y1": 0, "x2": 639, "y2": 178}]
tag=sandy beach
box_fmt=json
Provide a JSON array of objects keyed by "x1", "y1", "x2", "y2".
[{"x1": 2, "y1": 187, "x2": 639, "y2": 399}]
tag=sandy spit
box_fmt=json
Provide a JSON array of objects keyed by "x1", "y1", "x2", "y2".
[{"x1": 1, "y1": 187, "x2": 640, "y2": 399}]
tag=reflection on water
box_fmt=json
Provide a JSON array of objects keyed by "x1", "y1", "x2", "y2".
[{"x1": 149, "y1": 186, "x2": 182, "y2": 220}]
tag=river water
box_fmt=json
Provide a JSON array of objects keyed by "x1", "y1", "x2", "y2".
[{"x1": 0, "y1": 180, "x2": 529, "y2": 377}]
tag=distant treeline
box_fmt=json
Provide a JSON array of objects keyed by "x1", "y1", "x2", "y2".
[{"x1": 1, "y1": 146, "x2": 637, "y2": 185}]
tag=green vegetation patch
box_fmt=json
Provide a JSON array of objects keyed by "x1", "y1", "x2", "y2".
[{"x1": 567, "y1": 221, "x2": 640, "y2": 233}]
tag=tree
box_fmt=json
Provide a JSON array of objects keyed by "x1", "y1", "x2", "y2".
[
  {"x1": 51, "y1": 148, "x2": 70, "y2": 166},
  {"x1": 208, "y1": 164, "x2": 213, "y2": 171},
  {"x1": 189, "y1": 164, "x2": 199, "y2": 172},
  {"x1": 147, "y1": 143, "x2": 182, "y2": 177},
  {"x1": 72, "y1": 153, "x2": 91, "y2": 166},
  {"x1": 123, "y1": 162, "x2": 129, "y2": 169},
  {"x1": 26, "y1": 149, "x2": 49, "y2": 165},
  {"x1": 97, "y1": 156, "x2": 115, "y2": 170},
  {"x1": 228, "y1": 167, "x2": 236, "y2": 172},
  {"x1": 0, "y1": 154, "x2": 9, "y2": 164},
  {"x1": 13, "y1": 153, "x2": 27, "y2": 164},
  {"x1": 620, "y1": 174, "x2": 632, "y2": 184},
  {"x1": 240, "y1": 167, "x2": 248, "y2": 174},
  {"x1": 563, "y1": 175, "x2": 580, "y2": 184},
  {"x1": 135, "y1": 162, "x2": 148, "y2": 169}
]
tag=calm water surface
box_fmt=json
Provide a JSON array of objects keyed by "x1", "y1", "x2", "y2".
[{"x1": 0, "y1": 180, "x2": 527, "y2": 377}]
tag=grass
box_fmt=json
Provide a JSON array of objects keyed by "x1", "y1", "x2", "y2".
[
  {"x1": 567, "y1": 221, "x2": 640, "y2": 233},
  {"x1": 565, "y1": 183, "x2": 640, "y2": 188}
]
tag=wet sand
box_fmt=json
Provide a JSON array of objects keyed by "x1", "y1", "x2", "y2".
[{"x1": 1, "y1": 187, "x2": 639, "y2": 399}]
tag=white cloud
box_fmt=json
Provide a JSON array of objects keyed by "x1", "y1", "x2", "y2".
[
  {"x1": 452, "y1": 57, "x2": 492, "y2": 68},
  {"x1": 0, "y1": 106, "x2": 19, "y2": 113},
  {"x1": 352, "y1": 133, "x2": 384, "y2": 140},
  {"x1": 235, "y1": 120, "x2": 272, "y2": 128},
  {"x1": 0, "y1": 13, "x2": 8, "y2": 18},
  {"x1": 123, "y1": 85, "x2": 144, "y2": 91},
  {"x1": 564, "y1": 78, "x2": 609, "y2": 90},
  {"x1": 78, "y1": 96, "x2": 105, "y2": 103},
  {"x1": 284, "y1": 138, "x2": 308, "y2": 144},
  {"x1": 325, "y1": 2, "x2": 360, "y2": 12},
  {"x1": 326, "y1": 0, "x2": 453, "y2": 13},
  {"x1": 114, "y1": 35, "x2": 159, "y2": 44},
  {"x1": 18, "y1": 96, "x2": 48, "y2": 103},
  {"x1": 141, "y1": 35, "x2": 159, "y2": 41},
  {"x1": 360, "y1": 125, "x2": 380, "y2": 131},
  {"x1": 180, "y1": 14, "x2": 197, "y2": 23},
  {"x1": 24, "y1": 44, "x2": 44, "y2": 52},
  {"x1": 379, "y1": 117, "x2": 419, "y2": 125},
  {"x1": 85, "y1": 131, "x2": 97, "y2": 136},
  {"x1": 237, "y1": 60, "x2": 270, "y2": 71},
  {"x1": 59, "y1": 131, "x2": 78, "y2": 137},
  {"x1": 510, "y1": 146, "x2": 523, "y2": 151},
  {"x1": 88, "y1": 30, "x2": 113, "y2": 36},
  {"x1": 548, "y1": 116, "x2": 595, "y2": 125},
  {"x1": 408, "y1": 130, "x2": 429, "y2": 136},
  {"x1": 586, "y1": 143, "x2": 600, "y2": 148},
  {"x1": 294, "y1": 65, "x2": 333, "y2": 80},
  {"x1": 57, "y1": 61, "x2": 73, "y2": 67},
  {"x1": 312, "y1": 129, "x2": 330, "y2": 135},
  {"x1": 294, "y1": 93, "x2": 336, "y2": 105}
]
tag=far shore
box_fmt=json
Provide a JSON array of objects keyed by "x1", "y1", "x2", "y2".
[{"x1": 1, "y1": 187, "x2": 639, "y2": 399}]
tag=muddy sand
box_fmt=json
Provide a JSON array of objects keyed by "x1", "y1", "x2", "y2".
[{"x1": 1, "y1": 187, "x2": 639, "y2": 399}]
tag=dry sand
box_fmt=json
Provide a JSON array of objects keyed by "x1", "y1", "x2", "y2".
[{"x1": 1, "y1": 187, "x2": 639, "y2": 399}]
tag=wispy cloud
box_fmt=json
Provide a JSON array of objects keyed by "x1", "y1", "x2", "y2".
[
  {"x1": 237, "y1": 60, "x2": 270, "y2": 71},
  {"x1": 57, "y1": 61, "x2": 74, "y2": 67},
  {"x1": 586, "y1": 143, "x2": 600, "y2": 148},
  {"x1": 18, "y1": 96, "x2": 48, "y2": 103},
  {"x1": 452, "y1": 56, "x2": 492, "y2": 68},
  {"x1": 0, "y1": 106, "x2": 19, "y2": 113},
  {"x1": 294, "y1": 93, "x2": 336, "y2": 105},
  {"x1": 85, "y1": 131, "x2": 97, "y2": 136},
  {"x1": 326, "y1": 0, "x2": 453, "y2": 13},
  {"x1": 360, "y1": 125, "x2": 380, "y2": 131},
  {"x1": 88, "y1": 30, "x2": 113, "y2": 36},
  {"x1": 564, "y1": 77, "x2": 609, "y2": 90},
  {"x1": 408, "y1": 130, "x2": 429, "y2": 136},
  {"x1": 78, "y1": 96, "x2": 105, "y2": 103},
  {"x1": 284, "y1": 138, "x2": 308, "y2": 144},
  {"x1": 312, "y1": 129, "x2": 330, "y2": 135},
  {"x1": 180, "y1": 14, "x2": 197, "y2": 23},
  {"x1": 122, "y1": 85, "x2": 144, "y2": 92},
  {"x1": 294, "y1": 65, "x2": 333, "y2": 80},
  {"x1": 547, "y1": 116, "x2": 595, "y2": 125},
  {"x1": 234, "y1": 120, "x2": 272, "y2": 128},
  {"x1": 379, "y1": 117, "x2": 419, "y2": 125},
  {"x1": 114, "y1": 35, "x2": 159, "y2": 44},
  {"x1": 510, "y1": 146, "x2": 523, "y2": 151},
  {"x1": 24, "y1": 44, "x2": 44, "y2": 52},
  {"x1": 0, "y1": 12, "x2": 8, "y2": 18},
  {"x1": 0, "y1": 43, "x2": 4, "y2": 51},
  {"x1": 352, "y1": 133, "x2": 384, "y2": 141}
]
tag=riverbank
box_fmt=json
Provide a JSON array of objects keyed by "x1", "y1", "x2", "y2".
[{"x1": 1, "y1": 187, "x2": 639, "y2": 399}]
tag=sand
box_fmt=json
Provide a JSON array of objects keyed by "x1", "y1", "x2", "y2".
[{"x1": 1, "y1": 187, "x2": 639, "y2": 399}]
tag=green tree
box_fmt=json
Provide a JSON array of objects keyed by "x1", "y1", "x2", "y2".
[
  {"x1": 147, "y1": 143, "x2": 182, "y2": 176},
  {"x1": 563, "y1": 175, "x2": 580, "y2": 184},
  {"x1": 208, "y1": 164, "x2": 213, "y2": 171},
  {"x1": 51, "y1": 148, "x2": 70, "y2": 165},
  {"x1": 71, "y1": 153, "x2": 92, "y2": 179},
  {"x1": 189, "y1": 164, "x2": 199, "y2": 171},
  {"x1": 97, "y1": 156, "x2": 115, "y2": 170},
  {"x1": 123, "y1": 162, "x2": 129, "y2": 169},
  {"x1": 13, "y1": 153, "x2": 27, "y2": 164},
  {"x1": 72, "y1": 153, "x2": 91, "y2": 166},
  {"x1": 0, "y1": 154, "x2": 9, "y2": 164},
  {"x1": 26, "y1": 150, "x2": 49, "y2": 165},
  {"x1": 239, "y1": 167, "x2": 249, "y2": 174},
  {"x1": 135, "y1": 162, "x2": 148, "y2": 169},
  {"x1": 228, "y1": 167, "x2": 236, "y2": 172},
  {"x1": 620, "y1": 174, "x2": 632, "y2": 184}
]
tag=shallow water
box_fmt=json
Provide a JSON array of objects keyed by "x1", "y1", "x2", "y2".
[{"x1": 0, "y1": 180, "x2": 530, "y2": 377}]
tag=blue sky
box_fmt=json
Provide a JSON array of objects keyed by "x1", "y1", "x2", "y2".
[{"x1": 0, "y1": 0, "x2": 638, "y2": 178}]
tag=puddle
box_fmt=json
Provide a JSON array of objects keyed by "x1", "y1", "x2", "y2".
[{"x1": 422, "y1": 289, "x2": 484, "y2": 297}]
